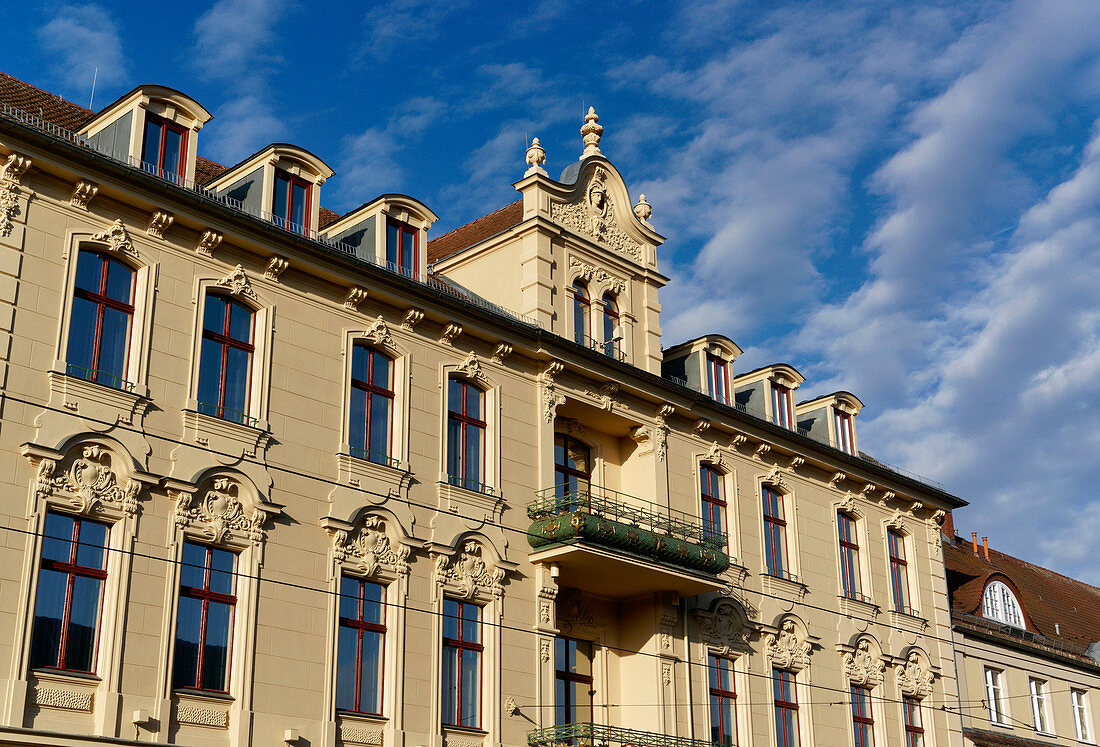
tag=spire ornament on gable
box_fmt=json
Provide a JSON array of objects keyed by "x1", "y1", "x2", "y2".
[
  {"x1": 581, "y1": 107, "x2": 603, "y2": 157},
  {"x1": 525, "y1": 137, "x2": 547, "y2": 176}
]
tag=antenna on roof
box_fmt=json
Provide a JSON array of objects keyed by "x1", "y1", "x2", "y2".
[{"x1": 88, "y1": 67, "x2": 98, "y2": 110}]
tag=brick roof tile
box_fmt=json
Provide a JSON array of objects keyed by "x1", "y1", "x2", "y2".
[
  {"x1": 426, "y1": 199, "x2": 523, "y2": 264},
  {"x1": 0, "y1": 71, "x2": 93, "y2": 130}
]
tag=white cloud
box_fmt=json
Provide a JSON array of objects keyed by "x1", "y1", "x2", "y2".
[
  {"x1": 201, "y1": 95, "x2": 288, "y2": 166},
  {"x1": 192, "y1": 0, "x2": 289, "y2": 82},
  {"x1": 37, "y1": 4, "x2": 128, "y2": 97},
  {"x1": 361, "y1": 0, "x2": 471, "y2": 59}
]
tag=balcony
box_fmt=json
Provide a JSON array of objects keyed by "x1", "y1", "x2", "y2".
[
  {"x1": 526, "y1": 486, "x2": 730, "y2": 598},
  {"x1": 529, "y1": 723, "x2": 719, "y2": 747}
]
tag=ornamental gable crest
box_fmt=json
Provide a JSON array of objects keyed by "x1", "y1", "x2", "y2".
[
  {"x1": 843, "y1": 639, "x2": 885, "y2": 687},
  {"x1": 35, "y1": 444, "x2": 139, "y2": 516},
  {"x1": 175, "y1": 476, "x2": 268, "y2": 545},
  {"x1": 896, "y1": 651, "x2": 935, "y2": 698},
  {"x1": 551, "y1": 167, "x2": 642, "y2": 260},
  {"x1": 765, "y1": 619, "x2": 812, "y2": 671},
  {"x1": 694, "y1": 600, "x2": 751, "y2": 655},
  {"x1": 456, "y1": 352, "x2": 486, "y2": 382},
  {"x1": 434, "y1": 538, "x2": 505, "y2": 598},
  {"x1": 332, "y1": 514, "x2": 411, "y2": 576}
]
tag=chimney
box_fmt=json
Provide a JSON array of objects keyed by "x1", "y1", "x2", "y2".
[
  {"x1": 971, "y1": 532, "x2": 979, "y2": 556},
  {"x1": 940, "y1": 510, "x2": 955, "y2": 538},
  {"x1": 982, "y1": 537, "x2": 989, "y2": 561}
]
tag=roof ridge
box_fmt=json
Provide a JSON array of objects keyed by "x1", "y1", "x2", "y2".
[
  {"x1": 428, "y1": 199, "x2": 522, "y2": 245},
  {"x1": 0, "y1": 71, "x2": 92, "y2": 116}
]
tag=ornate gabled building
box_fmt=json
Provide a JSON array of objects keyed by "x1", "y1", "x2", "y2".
[
  {"x1": 0, "y1": 70, "x2": 973, "y2": 747},
  {"x1": 945, "y1": 531, "x2": 1100, "y2": 747}
]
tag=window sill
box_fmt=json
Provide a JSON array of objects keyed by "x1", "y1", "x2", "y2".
[
  {"x1": 760, "y1": 572, "x2": 807, "y2": 601},
  {"x1": 443, "y1": 725, "x2": 489, "y2": 736},
  {"x1": 838, "y1": 594, "x2": 880, "y2": 618},
  {"x1": 173, "y1": 688, "x2": 235, "y2": 703},
  {"x1": 337, "y1": 710, "x2": 388, "y2": 722},
  {"x1": 47, "y1": 368, "x2": 151, "y2": 422},
  {"x1": 30, "y1": 667, "x2": 102, "y2": 684}
]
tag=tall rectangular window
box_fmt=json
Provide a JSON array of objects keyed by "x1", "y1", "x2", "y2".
[
  {"x1": 1029, "y1": 678, "x2": 1049, "y2": 733},
  {"x1": 902, "y1": 697, "x2": 924, "y2": 747},
  {"x1": 887, "y1": 531, "x2": 911, "y2": 614},
  {"x1": 446, "y1": 378, "x2": 486, "y2": 492},
  {"x1": 1073, "y1": 689, "x2": 1092, "y2": 741},
  {"x1": 336, "y1": 577, "x2": 385, "y2": 715},
  {"x1": 984, "y1": 667, "x2": 1006, "y2": 725},
  {"x1": 709, "y1": 655, "x2": 737, "y2": 746},
  {"x1": 273, "y1": 170, "x2": 311, "y2": 234},
  {"x1": 349, "y1": 345, "x2": 394, "y2": 465},
  {"x1": 141, "y1": 113, "x2": 187, "y2": 181},
  {"x1": 763, "y1": 487, "x2": 789, "y2": 578},
  {"x1": 67, "y1": 249, "x2": 135, "y2": 389},
  {"x1": 173, "y1": 542, "x2": 236, "y2": 692},
  {"x1": 386, "y1": 219, "x2": 417, "y2": 277},
  {"x1": 834, "y1": 409, "x2": 856, "y2": 454},
  {"x1": 838, "y1": 513, "x2": 862, "y2": 599},
  {"x1": 601, "y1": 294, "x2": 621, "y2": 359},
  {"x1": 701, "y1": 466, "x2": 726, "y2": 542},
  {"x1": 851, "y1": 686, "x2": 874, "y2": 747},
  {"x1": 442, "y1": 599, "x2": 481, "y2": 728},
  {"x1": 555, "y1": 637, "x2": 593, "y2": 726},
  {"x1": 572, "y1": 282, "x2": 591, "y2": 346},
  {"x1": 771, "y1": 384, "x2": 794, "y2": 429},
  {"x1": 707, "y1": 355, "x2": 730, "y2": 405},
  {"x1": 29, "y1": 512, "x2": 108, "y2": 673},
  {"x1": 773, "y1": 669, "x2": 800, "y2": 747},
  {"x1": 197, "y1": 294, "x2": 255, "y2": 425}
]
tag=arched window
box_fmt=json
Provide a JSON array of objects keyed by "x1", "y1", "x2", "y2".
[
  {"x1": 981, "y1": 580, "x2": 1024, "y2": 628},
  {"x1": 572, "y1": 281, "x2": 591, "y2": 346},
  {"x1": 446, "y1": 377, "x2": 485, "y2": 491},
  {"x1": 198, "y1": 293, "x2": 255, "y2": 424},
  {"x1": 349, "y1": 345, "x2": 394, "y2": 465},
  {"x1": 66, "y1": 248, "x2": 135, "y2": 389},
  {"x1": 554, "y1": 434, "x2": 592, "y2": 502},
  {"x1": 601, "y1": 294, "x2": 620, "y2": 359}
]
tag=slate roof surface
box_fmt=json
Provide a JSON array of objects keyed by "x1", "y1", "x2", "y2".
[
  {"x1": 426, "y1": 199, "x2": 523, "y2": 264},
  {"x1": 944, "y1": 534, "x2": 1100, "y2": 662}
]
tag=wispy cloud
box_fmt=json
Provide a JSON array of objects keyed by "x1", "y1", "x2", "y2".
[
  {"x1": 37, "y1": 4, "x2": 128, "y2": 98},
  {"x1": 192, "y1": 0, "x2": 289, "y2": 83},
  {"x1": 361, "y1": 0, "x2": 472, "y2": 59}
]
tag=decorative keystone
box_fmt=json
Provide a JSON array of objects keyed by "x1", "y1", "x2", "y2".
[{"x1": 581, "y1": 107, "x2": 603, "y2": 157}]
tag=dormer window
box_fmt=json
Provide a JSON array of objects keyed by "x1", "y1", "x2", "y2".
[
  {"x1": 387, "y1": 218, "x2": 418, "y2": 278},
  {"x1": 772, "y1": 383, "x2": 794, "y2": 429},
  {"x1": 273, "y1": 170, "x2": 311, "y2": 234},
  {"x1": 141, "y1": 114, "x2": 188, "y2": 182},
  {"x1": 834, "y1": 409, "x2": 855, "y2": 454},
  {"x1": 981, "y1": 580, "x2": 1024, "y2": 628},
  {"x1": 707, "y1": 354, "x2": 730, "y2": 405}
]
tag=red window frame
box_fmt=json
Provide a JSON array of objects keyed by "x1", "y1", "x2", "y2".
[
  {"x1": 350, "y1": 344, "x2": 395, "y2": 463},
  {"x1": 838, "y1": 512, "x2": 862, "y2": 598},
  {"x1": 175, "y1": 543, "x2": 237, "y2": 693},
  {"x1": 555, "y1": 637, "x2": 594, "y2": 725},
  {"x1": 773, "y1": 669, "x2": 800, "y2": 747},
  {"x1": 903, "y1": 697, "x2": 924, "y2": 747},
  {"x1": 274, "y1": 169, "x2": 312, "y2": 232},
  {"x1": 30, "y1": 513, "x2": 108, "y2": 672},
  {"x1": 70, "y1": 249, "x2": 135, "y2": 385},
  {"x1": 442, "y1": 599, "x2": 483, "y2": 728},
  {"x1": 835, "y1": 409, "x2": 856, "y2": 454},
  {"x1": 707, "y1": 354, "x2": 730, "y2": 405},
  {"x1": 201, "y1": 294, "x2": 255, "y2": 422},
  {"x1": 888, "y1": 530, "x2": 910, "y2": 613},
  {"x1": 573, "y1": 281, "x2": 591, "y2": 346},
  {"x1": 142, "y1": 113, "x2": 188, "y2": 179},
  {"x1": 709, "y1": 654, "x2": 737, "y2": 746},
  {"x1": 851, "y1": 685, "x2": 875, "y2": 747},
  {"x1": 762, "y1": 486, "x2": 789, "y2": 577},
  {"x1": 772, "y1": 383, "x2": 794, "y2": 429},
  {"x1": 447, "y1": 378, "x2": 486, "y2": 490},
  {"x1": 386, "y1": 218, "x2": 418, "y2": 274},
  {"x1": 701, "y1": 465, "x2": 726, "y2": 539},
  {"x1": 338, "y1": 576, "x2": 386, "y2": 715}
]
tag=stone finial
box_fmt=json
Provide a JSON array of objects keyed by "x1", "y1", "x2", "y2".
[
  {"x1": 525, "y1": 137, "x2": 547, "y2": 176},
  {"x1": 581, "y1": 107, "x2": 603, "y2": 157},
  {"x1": 633, "y1": 194, "x2": 652, "y2": 225}
]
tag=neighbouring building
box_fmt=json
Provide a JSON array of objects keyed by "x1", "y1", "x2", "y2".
[
  {"x1": 0, "y1": 70, "x2": 971, "y2": 747},
  {"x1": 945, "y1": 530, "x2": 1100, "y2": 747}
]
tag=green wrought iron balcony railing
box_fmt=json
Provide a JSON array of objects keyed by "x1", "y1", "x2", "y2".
[
  {"x1": 526, "y1": 485, "x2": 730, "y2": 576},
  {"x1": 528, "y1": 723, "x2": 722, "y2": 747}
]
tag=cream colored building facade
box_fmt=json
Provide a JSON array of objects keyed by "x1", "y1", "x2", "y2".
[{"x1": 0, "y1": 76, "x2": 967, "y2": 747}]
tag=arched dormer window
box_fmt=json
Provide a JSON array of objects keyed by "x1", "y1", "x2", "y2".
[
  {"x1": 572, "y1": 281, "x2": 591, "y2": 347},
  {"x1": 981, "y1": 580, "x2": 1024, "y2": 628},
  {"x1": 601, "y1": 293, "x2": 621, "y2": 360}
]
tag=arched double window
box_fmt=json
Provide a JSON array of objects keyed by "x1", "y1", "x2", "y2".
[
  {"x1": 572, "y1": 281, "x2": 591, "y2": 346},
  {"x1": 66, "y1": 248, "x2": 135, "y2": 389},
  {"x1": 981, "y1": 580, "x2": 1024, "y2": 628},
  {"x1": 197, "y1": 293, "x2": 255, "y2": 424},
  {"x1": 349, "y1": 345, "x2": 394, "y2": 465}
]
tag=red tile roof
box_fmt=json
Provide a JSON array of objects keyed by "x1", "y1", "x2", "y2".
[
  {"x1": 318, "y1": 207, "x2": 341, "y2": 229},
  {"x1": 944, "y1": 535, "x2": 1100, "y2": 661},
  {"x1": 0, "y1": 71, "x2": 93, "y2": 130},
  {"x1": 963, "y1": 728, "x2": 1063, "y2": 747},
  {"x1": 426, "y1": 199, "x2": 523, "y2": 265}
]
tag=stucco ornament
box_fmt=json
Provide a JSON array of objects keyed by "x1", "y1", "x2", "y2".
[
  {"x1": 333, "y1": 514, "x2": 410, "y2": 576},
  {"x1": 196, "y1": 229, "x2": 223, "y2": 257},
  {"x1": 439, "y1": 323, "x2": 463, "y2": 346},
  {"x1": 70, "y1": 180, "x2": 99, "y2": 210},
  {"x1": 765, "y1": 620, "x2": 812, "y2": 671},
  {"x1": 653, "y1": 404, "x2": 674, "y2": 462},
  {"x1": 264, "y1": 255, "x2": 289, "y2": 281},
  {"x1": 434, "y1": 539, "x2": 505, "y2": 598},
  {"x1": 35, "y1": 446, "x2": 139, "y2": 516},
  {"x1": 456, "y1": 352, "x2": 486, "y2": 382},
  {"x1": 696, "y1": 601, "x2": 750, "y2": 654},
  {"x1": 584, "y1": 381, "x2": 620, "y2": 411},
  {"x1": 633, "y1": 194, "x2": 652, "y2": 226},
  {"x1": 215, "y1": 265, "x2": 259, "y2": 303},
  {"x1": 175, "y1": 477, "x2": 267, "y2": 545},
  {"x1": 569, "y1": 257, "x2": 626, "y2": 294},
  {"x1": 525, "y1": 137, "x2": 547, "y2": 176},
  {"x1": 551, "y1": 167, "x2": 642, "y2": 260},
  {"x1": 580, "y1": 106, "x2": 603, "y2": 156},
  {"x1": 365, "y1": 316, "x2": 396, "y2": 349},
  {"x1": 147, "y1": 210, "x2": 174, "y2": 238},
  {"x1": 0, "y1": 153, "x2": 31, "y2": 238},
  {"x1": 896, "y1": 652, "x2": 935, "y2": 698},
  {"x1": 702, "y1": 441, "x2": 726, "y2": 469},
  {"x1": 843, "y1": 639, "x2": 885, "y2": 687},
  {"x1": 539, "y1": 361, "x2": 566, "y2": 423},
  {"x1": 344, "y1": 286, "x2": 368, "y2": 310},
  {"x1": 91, "y1": 219, "x2": 139, "y2": 258}
]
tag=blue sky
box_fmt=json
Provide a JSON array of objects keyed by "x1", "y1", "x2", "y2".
[{"x1": 5, "y1": 0, "x2": 1100, "y2": 583}]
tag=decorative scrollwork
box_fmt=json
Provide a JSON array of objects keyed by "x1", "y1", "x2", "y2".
[{"x1": 35, "y1": 446, "x2": 139, "y2": 516}]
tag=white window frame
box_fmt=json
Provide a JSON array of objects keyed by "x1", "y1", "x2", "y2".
[
  {"x1": 1073, "y1": 688, "x2": 1093, "y2": 742},
  {"x1": 981, "y1": 580, "x2": 1024, "y2": 628},
  {"x1": 1029, "y1": 678, "x2": 1051, "y2": 734},
  {"x1": 985, "y1": 667, "x2": 1008, "y2": 725}
]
